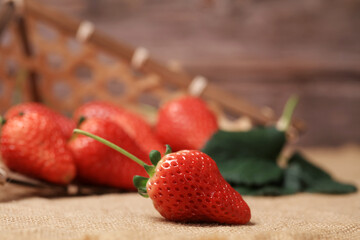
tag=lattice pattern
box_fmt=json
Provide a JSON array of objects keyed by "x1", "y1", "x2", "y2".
[
  {"x1": 0, "y1": 21, "x2": 33, "y2": 113},
  {"x1": 0, "y1": 4, "x2": 270, "y2": 133},
  {"x1": 0, "y1": 13, "x2": 183, "y2": 118}
]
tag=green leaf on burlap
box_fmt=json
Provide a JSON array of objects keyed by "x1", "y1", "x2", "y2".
[
  {"x1": 203, "y1": 127, "x2": 286, "y2": 162},
  {"x1": 234, "y1": 184, "x2": 296, "y2": 196},
  {"x1": 202, "y1": 127, "x2": 286, "y2": 186},
  {"x1": 283, "y1": 163, "x2": 303, "y2": 193},
  {"x1": 285, "y1": 152, "x2": 357, "y2": 194},
  {"x1": 219, "y1": 158, "x2": 283, "y2": 186},
  {"x1": 306, "y1": 179, "x2": 357, "y2": 194}
]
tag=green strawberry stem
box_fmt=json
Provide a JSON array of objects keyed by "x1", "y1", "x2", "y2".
[
  {"x1": 73, "y1": 129, "x2": 147, "y2": 167},
  {"x1": 73, "y1": 129, "x2": 156, "y2": 177},
  {"x1": 73, "y1": 128, "x2": 168, "y2": 197},
  {"x1": 72, "y1": 130, "x2": 173, "y2": 197},
  {"x1": 276, "y1": 95, "x2": 299, "y2": 132}
]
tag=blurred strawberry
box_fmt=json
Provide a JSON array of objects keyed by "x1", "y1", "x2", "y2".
[
  {"x1": 73, "y1": 101, "x2": 165, "y2": 154},
  {"x1": 155, "y1": 96, "x2": 218, "y2": 151},
  {"x1": 0, "y1": 111, "x2": 76, "y2": 184},
  {"x1": 5, "y1": 102, "x2": 75, "y2": 140},
  {"x1": 68, "y1": 118, "x2": 150, "y2": 190}
]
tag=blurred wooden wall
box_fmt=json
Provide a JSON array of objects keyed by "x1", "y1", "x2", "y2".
[{"x1": 33, "y1": 0, "x2": 360, "y2": 146}]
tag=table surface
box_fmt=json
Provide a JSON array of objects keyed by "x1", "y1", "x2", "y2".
[{"x1": 1, "y1": 145, "x2": 359, "y2": 240}]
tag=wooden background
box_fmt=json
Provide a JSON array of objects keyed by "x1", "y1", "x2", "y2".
[{"x1": 8, "y1": 0, "x2": 360, "y2": 146}]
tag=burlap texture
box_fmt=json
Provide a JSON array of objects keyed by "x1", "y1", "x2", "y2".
[{"x1": 1, "y1": 146, "x2": 359, "y2": 240}]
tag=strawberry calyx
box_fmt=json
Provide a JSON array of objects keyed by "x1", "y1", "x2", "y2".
[
  {"x1": 70, "y1": 116, "x2": 87, "y2": 142},
  {"x1": 149, "y1": 150, "x2": 161, "y2": 167},
  {"x1": 164, "y1": 144, "x2": 172, "y2": 155},
  {"x1": 77, "y1": 116, "x2": 86, "y2": 127},
  {"x1": 0, "y1": 116, "x2": 6, "y2": 126},
  {"x1": 72, "y1": 129, "x2": 172, "y2": 197},
  {"x1": 134, "y1": 145, "x2": 172, "y2": 197},
  {"x1": 133, "y1": 175, "x2": 150, "y2": 197},
  {"x1": 0, "y1": 111, "x2": 27, "y2": 127}
]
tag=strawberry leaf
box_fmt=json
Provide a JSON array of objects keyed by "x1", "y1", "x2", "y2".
[
  {"x1": 203, "y1": 127, "x2": 286, "y2": 163},
  {"x1": 283, "y1": 163, "x2": 302, "y2": 192},
  {"x1": 284, "y1": 152, "x2": 357, "y2": 194},
  {"x1": 219, "y1": 158, "x2": 283, "y2": 186},
  {"x1": 202, "y1": 127, "x2": 286, "y2": 187},
  {"x1": 306, "y1": 179, "x2": 357, "y2": 194},
  {"x1": 234, "y1": 185, "x2": 296, "y2": 196}
]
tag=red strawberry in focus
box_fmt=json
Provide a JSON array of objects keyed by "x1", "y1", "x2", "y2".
[
  {"x1": 156, "y1": 96, "x2": 218, "y2": 151},
  {"x1": 72, "y1": 129, "x2": 251, "y2": 224},
  {"x1": 68, "y1": 118, "x2": 150, "y2": 190},
  {"x1": 0, "y1": 111, "x2": 76, "y2": 184},
  {"x1": 5, "y1": 102, "x2": 75, "y2": 140},
  {"x1": 74, "y1": 101, "x2": 165, "y2": 154},
  {"x1": 146, "y1": 150, "x2": 251, "y2": 224}
]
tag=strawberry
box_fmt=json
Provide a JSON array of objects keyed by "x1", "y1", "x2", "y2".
[
  {"x1": 5, "y1": 102, "x2": 76, "y2": 140},
  {"x1": 73, "y1": 101, "x2": 165, "y2": 154},
  {"x1": 68, "y1": 118, "x2": 150, "y2": 190},
  {"x1": 155, "y1": 96, "x2": 218, "y2": 151},
  {"x1": 146, "y1": 150, "x2": 251, "y2": 224},
  {"x1": 73, "y1": 129, "x2": 251, "y2": 224},
  {"x1": 0, "y1": 111, "x2": 76, "y2": 184}
]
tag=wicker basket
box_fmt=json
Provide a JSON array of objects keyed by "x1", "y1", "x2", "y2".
[{"x1": 0, "y1": 0, "x2": 289, "y2": 131}]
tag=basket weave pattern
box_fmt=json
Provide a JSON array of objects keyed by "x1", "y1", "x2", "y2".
[{"x1": 0, "y1": 14, "x2": 180, "y2": 116}]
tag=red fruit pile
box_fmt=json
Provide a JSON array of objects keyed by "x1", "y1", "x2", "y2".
[
  {"x1": 0, "y1": 101, "x2": 164, "y2": 187},
  {"x1": 0, "y1": 97, "x2": 251, "y2": 225}
]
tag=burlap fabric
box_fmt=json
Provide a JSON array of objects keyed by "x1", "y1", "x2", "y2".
[{"x1": 1, "y1": 146, "x2": 359, "y2": 240}]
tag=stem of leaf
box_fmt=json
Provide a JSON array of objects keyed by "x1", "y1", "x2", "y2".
[
  {"x1": 73, "y1": 129, "x2": 147, "y2": 167},
  {"x1": 276, "y1": 95, "x2": 299, "y2": 132}
]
